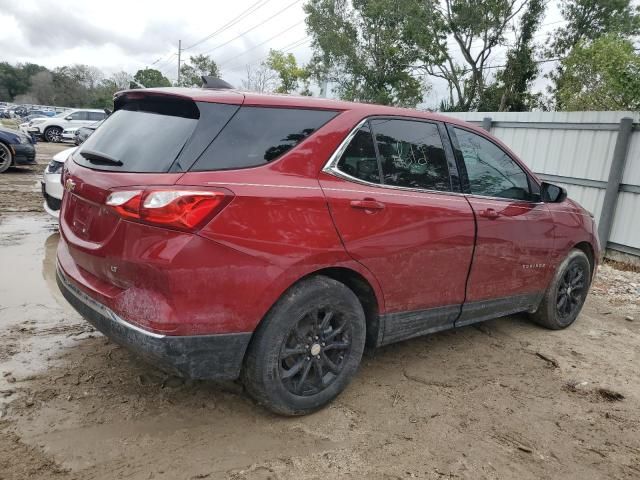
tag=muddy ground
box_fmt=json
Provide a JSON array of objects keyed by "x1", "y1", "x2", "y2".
[{"x1": 0, "y1": 142, "x2": 639, "y2": 480}]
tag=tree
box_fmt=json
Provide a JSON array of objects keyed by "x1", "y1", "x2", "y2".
[
  {"x1": 28, "y1": 70, "x2": 56, "y2": 105},
  {"x1": 555, "y1": 34, "x2": 640, "y2": 111},
  {"x1": 547, "y1": 0, "x2": 640, "y2": 58},
  {"x1": 178, "y1": 55, "x2": 220, "y2": 87},
  {"x1": 305, "y1": 0, "x2": 429, "y2": 106},
  {"x1": 478, "y1": 0, "x2": 545, "y2": 111},
  {"x1": 546, "y1": 0, "x2": 640, "y2": 108},
  {"x1": 133, "y1": 68, "x2": 171, "y2": 88},
  {"x1": 241, "y1": 64, "x2": 278, "y2": 93},
  {"x1": 265, "y1": 50, "x2": 308, "y2": 94},
  {"x1": 414, "y1": 0, "x2": 528, "y2": 111}
]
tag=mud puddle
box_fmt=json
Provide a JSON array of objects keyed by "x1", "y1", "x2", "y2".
[{"x1": 0, "y1": 216, "x2": 87, "y2": 406}]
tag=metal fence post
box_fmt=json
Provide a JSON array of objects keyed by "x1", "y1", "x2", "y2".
[
  {"x1": 482, "y1": 117, "x2": 493, "y2": 132},
  {"x1": 597, "y1": 117, "x2": 634, "y2": 250}
]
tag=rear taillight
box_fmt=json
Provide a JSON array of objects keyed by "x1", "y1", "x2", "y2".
[{"x1": 105, "y1": 188, "x2": 232, "y2": 231}]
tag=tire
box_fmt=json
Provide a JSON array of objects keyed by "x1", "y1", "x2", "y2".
[
  {"x1": 44, "y1": 126, "x2": 62, "y2": 143},
  {"x1": 242, "y1": 275, "x2": 366, "y2": 416},
  {"x1": 530, "y1": 249, "x2": 591, "y2": 330},
  {"x1": 0, "y1": 142, "x2": 12, "y2": 173}
]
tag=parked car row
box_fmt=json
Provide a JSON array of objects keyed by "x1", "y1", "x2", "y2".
[
  {"x1": 0, "y1": 102, "x2": 68, "y2": 119},
  {"x1": 21, "y1": 108, "x2": 107, "y2": 142}
]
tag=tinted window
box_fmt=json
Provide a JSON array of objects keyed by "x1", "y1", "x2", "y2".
[
  {"x1": 192, "y1": 107, "x2": 337, "y2": 171},
  {"x1": 336, "y1": 123, "x2": 380, "y2": 183},
  {"x1": 454, "y1": 128, "x2": 531, "y2": 200},
  {"x1": 88, "y1": 112, "x2": 105, "y2": 121},
  {"x1": 70, "y1": 111, "x2": 88, "y2": 120},
  {"x1": 75, "y1": 106, "x2": 198, "y2": 172},
  {"x1": 371, "y1": 119, "x2": 450, "y2": 191}
]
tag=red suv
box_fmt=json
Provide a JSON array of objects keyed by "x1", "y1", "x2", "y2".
[{"x1": 57, "y1": 87, "x2": 600, "y2": 415}]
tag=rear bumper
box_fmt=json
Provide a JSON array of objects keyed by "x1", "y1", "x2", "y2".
[{"x1": 56, "y1": 265, "x2": 252, "y2": 380}]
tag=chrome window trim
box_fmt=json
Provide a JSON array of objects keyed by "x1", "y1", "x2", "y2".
[
  {"x1": 322, "y1": 116, "x2": 545, "y2": 205},
  {"x1": 322, "y1": 117, "x2": 544, "y2": 205}
]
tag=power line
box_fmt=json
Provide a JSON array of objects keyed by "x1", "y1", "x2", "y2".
[
  {"x1": 218, "y1": 22, "x2": 304, "y2": 69},
  {"x1": 198, "y1": 0, "x2": 303, "y2": 56},
  {"x1": 224, "y1": 35, "x2": 310, "y2": 73},
  {"x1": 182, "y1": 0, "x2": 272, "y2": 51}
]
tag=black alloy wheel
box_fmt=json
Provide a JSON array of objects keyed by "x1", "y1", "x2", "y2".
[
  {"x1": 556, "y1": 261, "x2": 587, "y2": 319},
  {"x1": 279, "y1": 308, "x2": 352, "y2": 396}
]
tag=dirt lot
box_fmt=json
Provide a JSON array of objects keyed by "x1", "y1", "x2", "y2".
[{"x1": 1, "y1": 142, "x2": 639, "y2": 479}]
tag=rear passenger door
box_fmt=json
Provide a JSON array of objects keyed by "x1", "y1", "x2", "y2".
[
  {"x1": 448, "y1": 126, "x2": 556, "y2": 326},
  {"x1": 320, "y1": 118, "x2": 476, "y2": 344}
]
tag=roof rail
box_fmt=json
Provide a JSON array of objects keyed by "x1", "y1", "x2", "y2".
[{"x1": 201, "y1": 76, "x2": 234, "y2": 89}]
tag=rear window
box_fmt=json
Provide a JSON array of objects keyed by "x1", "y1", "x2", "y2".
[
  {"x1": 191, "y1": 106, "x2": 338, "y2": 171},
  {"x1": 74, "y1": 97, "x2": 200, "y2": 172}
]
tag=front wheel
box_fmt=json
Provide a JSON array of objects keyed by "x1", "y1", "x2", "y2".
[
  {"x1": 530, "y1": 249, "x2": 591, "y2": 329},
  {"x1": 0, "y1": 142, "x2": 12, "y2": 173},
  {"x1": 44, "y1": 126, "x2": 62, "y2": 143},
  {"x1": 242, "y1": 275, "x2": 366, "y2": 416}
]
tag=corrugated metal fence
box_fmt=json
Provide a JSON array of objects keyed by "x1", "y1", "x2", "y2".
[{"x1": 446, "y1": 111, "x2": 640, "y2": 259}]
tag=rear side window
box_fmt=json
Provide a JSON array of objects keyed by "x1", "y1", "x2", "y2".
[
  {"x1": 88, "y1": 112, "x2": 105, "y2": 121},
  {"x1": 191, "y1": 107, "x2": 337, "y2": 171},
  {"x1": 371, "y1": 119, "x2": 451, "y2": 191},
  {"x1": 336, "y1": 123, "x2": 380, "y2": 183}
]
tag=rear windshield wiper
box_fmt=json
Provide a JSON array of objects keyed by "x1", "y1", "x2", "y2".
[{"x1": 80, "y1": 149, "x2": 123, "y2": 166}]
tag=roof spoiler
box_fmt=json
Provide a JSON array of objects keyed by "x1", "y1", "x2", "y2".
[{"x1": 201, "y1": 76, "x2": 234, "y2": 89}]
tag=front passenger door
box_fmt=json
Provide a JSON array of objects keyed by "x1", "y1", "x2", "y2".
[{"x1": 449, "y1": 126, "x2": 556, "y2": 326}]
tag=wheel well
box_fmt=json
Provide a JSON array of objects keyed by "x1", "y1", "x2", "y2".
[
  {"x1": 305, "y1": 267, "x2": 382, "y2": 347},
  {"x1": 574, "y1": 241, "x2": 595, "y2": 276}
]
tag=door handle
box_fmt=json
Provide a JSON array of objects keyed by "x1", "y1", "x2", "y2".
[
  {"x1": 479, "y1": 207, "x2": 500, "y2": 219},
  {"x1": 350, "y1": 199, "x2": 385, "y2": 211}
]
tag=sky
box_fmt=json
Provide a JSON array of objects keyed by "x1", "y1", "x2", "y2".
[{"x1": 0, "y1": 0, "x2": 564, "y2": 108}]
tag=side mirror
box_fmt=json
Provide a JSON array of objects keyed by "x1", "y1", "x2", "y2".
[
  {"x1": 65, "y1": 116, "x2": 73, "y2": 121},
  {"x1": 541, "y1": 182, "x2": 567, "y2": 203}
]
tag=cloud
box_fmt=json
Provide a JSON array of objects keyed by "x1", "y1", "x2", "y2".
[{"x1": 0, "y1": 0, "x2": 187, "y2": 57}]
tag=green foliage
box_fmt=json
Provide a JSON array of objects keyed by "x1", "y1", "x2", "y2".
[
  {"x1": 547, "y1": 0, "x2": 640, "y2": 58},
  {"x1": 178, "y1": 55, "x2": 220, "y2": 87},
  {"x1": 555, "y1": 34, "x2": 640, "y2": 111},
  {"x1": 478, "y1": 0, "x2": 545, "y2": 111},
  {"x1": 415, "y1": 0, "x2": 528, "y2": 110},
  {"x1": 547, "y1": 0, "x2": 640, "y2": 109},
  {"x1": 133, "y1": 68, "x2": 171, "y2": 88},
  {"x1": 305, "y1": 0, "x2": 428, "y2": 106},
  {"x1": 264, "y1": 50, "x2": 308, "y2": 94}
]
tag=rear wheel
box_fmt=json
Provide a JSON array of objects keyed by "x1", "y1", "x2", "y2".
[
  {"x1": 44, "y1": 126, "x2": 62, "y2": 143},
  {"x1": 0, "y1": 142, "x2": 12, "y2": 173},
  {"x1": 242, "y1": 275, "x2": 366, "y2": 416},
  {"x1": 530, "y1": 249, "x2": 591, "y2": 329}
]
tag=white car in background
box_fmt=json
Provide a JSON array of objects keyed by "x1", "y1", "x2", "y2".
[
  {"x1": 42, "y1": 146, "x2": 76, "y2": 218},
  {"x1": 28, "y1": 109, "x2": 107, "y2": 142},
  {"x1": 61, "y1": 127, "x2": 80, "y2": 142}
]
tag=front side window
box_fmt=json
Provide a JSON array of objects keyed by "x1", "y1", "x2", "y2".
[
  {"x1": 371, "y1": 119, "x2": 451, "y2": 191},
  {"x1": 192, "y1": 107, "x2": 337, "y2": 171},
  {"x1": 336, "y1": 123, "x2": 380, "y2": 184},
  {"x1": 453, "y1": 128, "x2": 532, "y2": 200},
  {"x1": 70, "y1": 111, "x2": 88, "y2": 120}
]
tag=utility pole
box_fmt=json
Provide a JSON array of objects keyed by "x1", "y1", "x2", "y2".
[{"x1": 177, "y1": 40, "x2": 182, "y2": 85}]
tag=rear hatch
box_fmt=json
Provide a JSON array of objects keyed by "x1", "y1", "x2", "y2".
[{"x1": 60, "y1": 90, "x2": 243, "y2": 282}]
